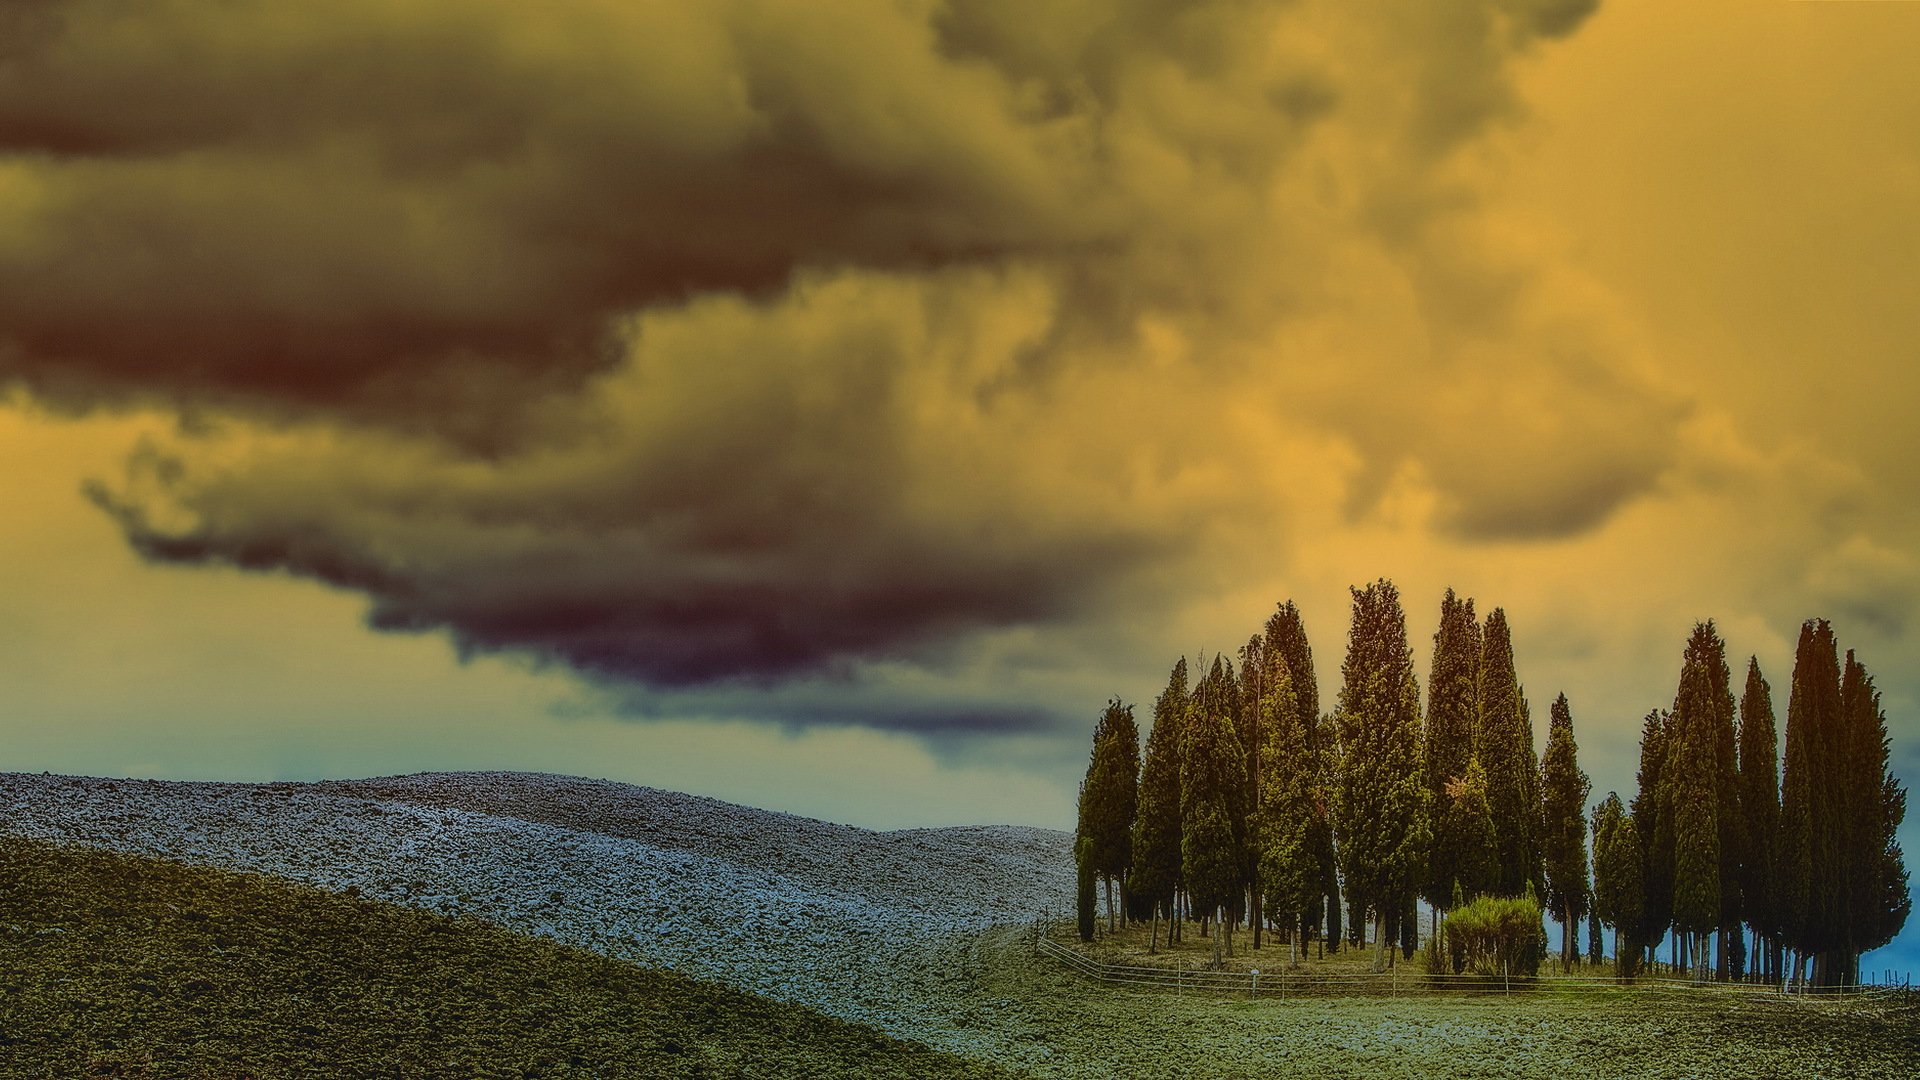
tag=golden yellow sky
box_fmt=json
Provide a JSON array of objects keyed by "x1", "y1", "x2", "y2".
[{"x1": 2, "y1": 2, "x2": 1916, "y2": 975}]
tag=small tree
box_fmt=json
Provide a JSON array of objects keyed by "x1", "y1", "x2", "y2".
[
  {"x1": 1592, "y1": 792, "x2": 1645, "y2": 981},
  {"x1": 1076, "y1": 698, "x2": 1140, "y2": 933}
]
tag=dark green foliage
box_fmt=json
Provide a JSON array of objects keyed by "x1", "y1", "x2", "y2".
[
  {"x1": 1129, "y1": 659, "x2": 1187, "y2": 919},
  {"x1": 1076, "y1": 698, "x2": 1140, "y2": 919},
  {"x1": 1182, "y1": 657, "x2": 1244, "y2": 935},
  {"x1": 1332, "y1": 579, "x2": 1429, "y2": 970},
  {"x1": 1423, "y1": 589, "x2": 1482, "y2": 912},
  {"x1": 1587, "y1": 904, "x2": 1603, "y2": 965},
  {"x1": 1736, "y1": 658, "x2": 1781, "y2": 946},
  {"x1": 1077, "y1": 835, "x2": 1097, "y2": 943},
  {"x1": 1254, "y1": 667, "x2": 1317, "y2": 962},
  {"x1": 0, "y1": 836, "x2": 1012, "y2": 1080},
  {"x1": 1667, "y1": 623, "x2": 1733, "y2": 948},
  {"x1": 1592, "y1": 792, "x2": 1645, "y2": 978},
  {"x1": 1838, "y1": 652, "x2": 1911, "y2": 959},
  {"x1": 1539, "y1": 693, "x2": 1591, "y2": 963},
  {"x1": 1440, "y1": 893, "x2": 1547, "y2": 977},
  {"x1": 1440, "y1": 758, "x2": 1497, "y2": 901},
  {"x1": 1778, "y1": 620, "x2": 1838, "y2": 961},
  {"x1": 1266, "y1": 600, "x2": 1338, "y2": 945},
  {"x1": 1475, "y1": 609, "x2": 1541, "y2": 898},
  {"x1": 1631, "y1": 709, "x2": 1675, "y2": 950}
]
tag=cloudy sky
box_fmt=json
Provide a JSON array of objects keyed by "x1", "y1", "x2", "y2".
[{"x1": 2, "y1": 0, "x2": 1917, "y2": 962}]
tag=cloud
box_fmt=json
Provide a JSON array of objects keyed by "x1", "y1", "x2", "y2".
[{"x1": 7, "y1": 0, "x2": 1685, "y2": 707}]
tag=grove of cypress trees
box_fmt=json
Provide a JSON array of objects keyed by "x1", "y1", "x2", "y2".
[
  {"x1": 1736, "y1": 657, "x2": 1780, "y2": 981},
  {"x1": 1130, "y1": 658, "x2": 1187, "y2": 951},
  {"x1": 1540, "y1": 693, "x2": 1592, "y2": 967},
  {"x1": 1476, "y1": 609, "x2": 1541, "y2": 898},
  {"x1": 1076, "y1": 698, "x2": 1140, "y2": 933},
  {"x1": 1332, "y1": 579, "x2": 1429, "y2": 972},
  {"x1": 1423, "y1": 589, "x2": 1481, "y2": 927},
  {"x1": 1183, "y1": 657, "x2": 1243, "y2": 967}
]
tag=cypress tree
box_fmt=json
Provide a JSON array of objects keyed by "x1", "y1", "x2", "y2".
[
  {"x1": 1076, "y1": 698, "x2": 1140, "y2": 933},
  {"x1": 1423, "y1": 589, "x2": 1481, "y2": 920},
  {"x1": 1268, "y1": 600, "x2": 1339, "y2": 953},
  {"x1": 1778, "y1": 619, "x2": 1838, "y2": 982},
  {"x1": 1667, "y1": 623, "x2": 1733, "y2": 979},
  {"x1": 1332, "y1": 579, "x2": 1429, "y2": 972},
  {"x1": 1540, "y1": 693, "x2": 1592, "y2": 967},
  {"x1": 1129, "y1": 658, "x2": 1187, "y2": 951},
  {"x1": 1587, "y1": 902, "x2": 1603, "y2": 966},
  {"x1": 1735, "y1": 657, "x2": 1780, "y2": 981},
  {"x1": 1591, "y1": 792, "x2": 1645, "y2": 980},
  {"x1": 1632, "y1": 709, "x2": 1675, "y2": 971},
  {"x1": 1254, "y1": 665, "x2": 1317, "y2": 968},
  {"x1": 1476, "y1": 609, "x2": 1541, "y2": 898},
  {"x1": 1838, "y1": 651, "x2": 1911, "y2": 981},
  {"x1": 1183, "y1": 656, "x2": 1243, "y2": 967}
]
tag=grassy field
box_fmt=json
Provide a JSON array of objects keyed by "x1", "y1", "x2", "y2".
[
  {"x1": 0, "y1": 835, "x2": 1015, "y2": 1079},
  {"x1": 957, "y1": 924, "x2": 1920, "y2": 1079}
]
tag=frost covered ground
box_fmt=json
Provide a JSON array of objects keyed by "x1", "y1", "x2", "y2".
[{"x1": 0, "y1": 770, "x2": 1073, "y2": 1063}]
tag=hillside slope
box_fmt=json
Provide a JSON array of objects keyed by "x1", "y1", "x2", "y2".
[
  {"x1": 0, "y1": 834, "x2": 1020, "y2": 1079},
  {"x1": 0, "y1": 771, "x2": 1074, "y2": 1058}
]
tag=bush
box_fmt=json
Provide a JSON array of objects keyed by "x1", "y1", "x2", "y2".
[{"x1": 1441, "y1": 894, "x2": 1547, "y2": 977}]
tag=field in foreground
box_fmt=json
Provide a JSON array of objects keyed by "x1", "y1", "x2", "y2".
[
  {"x1": 3, "y1": 771, "x2": 1915, "y2": 1078},
  {"x1": 0, "y1": 836, "x2": 1011, "y2": 1079},
  {"x1": 978, "y1": 924, "x2": 1920, "y2": 1079}
]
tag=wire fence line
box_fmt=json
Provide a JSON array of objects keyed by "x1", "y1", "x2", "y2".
[{"x1": 1030, "y1": 923, "x2": 1913, "y2": 1001}]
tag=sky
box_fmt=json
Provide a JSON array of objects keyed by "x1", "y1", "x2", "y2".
[{"x1": 1, "y1": 0, "x2": 1917, "y2": 969}]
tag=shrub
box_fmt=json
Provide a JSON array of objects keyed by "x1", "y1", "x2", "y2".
[{"x1": 1441, "y1": 894, "x2": 1547, "y2": 977}]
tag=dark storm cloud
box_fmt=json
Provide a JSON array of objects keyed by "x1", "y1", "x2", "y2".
[{"x1": 7, "y1": 0, "x2": 1669, "y2": 707}]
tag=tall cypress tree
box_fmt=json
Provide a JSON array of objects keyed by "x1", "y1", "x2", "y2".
[
  {"x1": 1332, "y1": 579, "x2": 1429, "y2": 972},
  {"x1": 1778, "y1": 619, "x2": 1839, "y2": 982},
  {"x1": 1254, "y1": 664, "x2": 1317, "y2": 967},
  {"x1": 1666, "y1": 623, "x2": 1735, "y2": 979},
  {"x1": 1540, "y1": 693, "x2": 1592, "y2": 966},
  {"x1": 1183, "y1": 656, "x2": 1243, "y2": 966},
  {"x1": 1423, "y1": 589, "x2": 1481, "y2": 920},
  {"x1": 1130, "y1": 658, "x2": 1187, "y2": 950},
  {"x1": 1475, "y1": 609, "x2": 1540, "y2": 898},
  {"x1": 1076, "y1": 698, "x2": 1140, "y2": 933},
  {"x1": 1838, "y1": 651, "x2": 1911, "y2": 981},
  {"x1": 1736, "y1": 657, "x2": 1780, "y2": 981},
  {"x1": 1270, "y1": 600, "x2": 1339, "y2": 954},
  {"x1": 1632, "y1": 708, "x2": 1674, "y2": 969}
]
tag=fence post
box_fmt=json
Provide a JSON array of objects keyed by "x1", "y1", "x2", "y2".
[{"x1": 1251, "y1": 968, "x2": 1259, "y2": 998}]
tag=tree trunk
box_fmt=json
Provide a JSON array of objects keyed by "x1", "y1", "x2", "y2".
[
  {"x1": 1149, "y1": 907, "x2": 1160, "y2": 954},
  {"x1": 1120, "y1": 877, "x2": 1129, "y2": 930},
  {"x1": 1252, "y1": 882, "x2": 1262, "y2": 951},
  {"x1": 1213, "y1": 906, "x2": 1224, "y2": 969},
  {"x1": 1105, "y1": 878, "x2": 1115, "y2": 934},
  {"x1": 1371, "y1": 912, "x2": 1388, "y2": 973}
]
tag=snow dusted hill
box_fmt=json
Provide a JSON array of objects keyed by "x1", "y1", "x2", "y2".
[{"x1": 0, "y1": 771, "x2": 1075, "y2": 1055}]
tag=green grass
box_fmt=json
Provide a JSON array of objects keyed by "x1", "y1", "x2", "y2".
[{"x1": 0, "y1": 836, "x2": 1019, "y2": 1079}]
